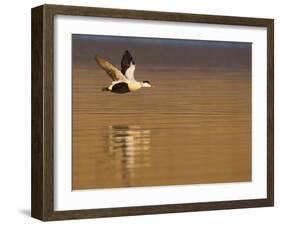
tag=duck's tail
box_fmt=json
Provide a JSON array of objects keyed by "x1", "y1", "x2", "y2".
[{"x1": 101, "y1": 87, "x2": 110, "y2": 91}]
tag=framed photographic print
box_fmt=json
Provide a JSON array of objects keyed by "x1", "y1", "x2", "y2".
[{"x1": 31, "y1": 4, "x2": 274, "y2": 221}]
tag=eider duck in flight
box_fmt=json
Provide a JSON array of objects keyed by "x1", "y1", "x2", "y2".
[{"x1": 95, "y1": 50, "x2": 152, "y2": 94}]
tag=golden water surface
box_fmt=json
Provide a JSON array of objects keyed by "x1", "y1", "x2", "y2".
[{"x1": 72, "y1": 68, "x2": 251, "y2": 190}]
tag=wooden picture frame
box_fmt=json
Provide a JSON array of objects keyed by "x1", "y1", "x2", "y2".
[{"x1": 31, "y1": 4, "x2": 274, "y2": 221}]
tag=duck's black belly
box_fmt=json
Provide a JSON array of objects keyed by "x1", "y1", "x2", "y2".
[{"x1": 111, "y1": 82, "x2": 130, "y2": 94}]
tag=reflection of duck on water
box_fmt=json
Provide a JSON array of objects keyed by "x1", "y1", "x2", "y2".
[{"x1": 107, "y1": 125, "x2": 151, "y2": 184}]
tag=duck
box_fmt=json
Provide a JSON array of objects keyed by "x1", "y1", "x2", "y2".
[{"x1": 95, "y1": 50, "x2": 152, "y2": 94}]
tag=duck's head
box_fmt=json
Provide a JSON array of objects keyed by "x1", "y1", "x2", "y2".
[{"x1": 142, "y1": 80, "x2": 152, "y2": 88}]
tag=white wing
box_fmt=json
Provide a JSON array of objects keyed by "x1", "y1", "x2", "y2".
[
  {"x1": 125, "y1": 62, "x2": 136, "y2": 81},
  {"x1": 121, "y1": 50, "x2": 137, "y2": 81}
]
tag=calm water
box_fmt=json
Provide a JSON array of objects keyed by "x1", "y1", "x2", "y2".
[{"x1": 72, "y1": 68, "x2": 251, "y2": 190}]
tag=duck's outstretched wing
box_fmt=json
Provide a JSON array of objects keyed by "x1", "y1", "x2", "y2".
[
  {"x1": 95, "y1": 55, "x2": 126, "y2": 81},
  {"x1": 121, "y1": 50, "x2": 136, "y2": 81}
]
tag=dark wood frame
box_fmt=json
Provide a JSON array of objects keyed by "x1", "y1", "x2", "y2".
[{"x1": 31, "y1": 4, "x2": 274, "y2": 221}]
